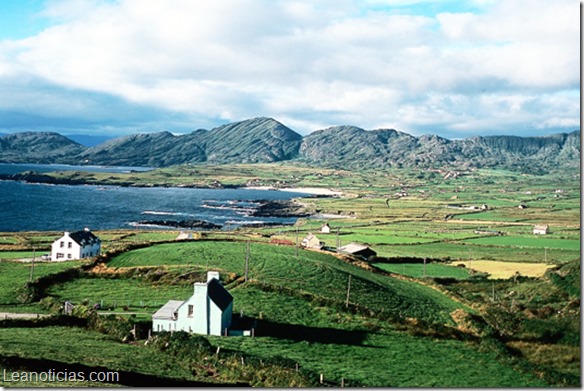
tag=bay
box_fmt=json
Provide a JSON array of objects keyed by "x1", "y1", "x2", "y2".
[{"x1": 0, "y1": 164, "x2": 306, "y2": 232}]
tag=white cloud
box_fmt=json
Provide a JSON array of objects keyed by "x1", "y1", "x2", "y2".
[{"x1": 0, "y1": 0, "x2": 578, "y2": 137}]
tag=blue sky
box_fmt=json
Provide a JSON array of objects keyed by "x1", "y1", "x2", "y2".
[{"x1": 0, "y1": 0, "x2": 579, "y2": 138}]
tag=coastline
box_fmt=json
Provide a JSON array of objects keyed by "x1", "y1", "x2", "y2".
[{"x1": 245, "y1": 186, "x2": 342, "y2": 196}]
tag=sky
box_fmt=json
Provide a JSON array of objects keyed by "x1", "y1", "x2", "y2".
[{"x1": 0, "y1": 0, "x2": 579, "y2": 139}]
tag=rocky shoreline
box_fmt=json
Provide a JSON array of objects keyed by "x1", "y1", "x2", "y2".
[
  {"x1": 133, "y1": 220, "x2": 223, "y2": 229},
  {"x1": 1, "y1": 171, "x2": 312, "y2": 225},
  {"x1": 250, "y1": 199, "x2": 310, "y2": 218}
]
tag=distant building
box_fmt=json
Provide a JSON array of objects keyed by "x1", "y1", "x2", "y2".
[
  {"x1": 533, "y1": 225, "x2": 549, "y2": 235},
  {"x1": 320, "y1": 223, "x2": 331, "y2": 234},
  {"x1": 152, "y1": 271, "x2": 233, "y2": 336},
  {"x1": 518, "y1": 203, "x2": 528, "y2": 209},
  {"x1": 301, "y1": 233, "x2": 325, "y2": 250},
  {"x1": 338, "y1": 243, "x2": 377, "y2": 260},
  {"x1": 51, "y1": 228, "x2": 101, "y2": 261},
  {"x1": 176, "y1": 231, "x2": 194, "y2": 240}
]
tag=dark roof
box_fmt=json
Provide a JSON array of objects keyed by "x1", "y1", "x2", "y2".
[
  {"x1": 69, "y1": 230, "x2": 101, "y2": 247},
  {"x1": 207, "y1": 279, "x2": 233, "y2": 311}
]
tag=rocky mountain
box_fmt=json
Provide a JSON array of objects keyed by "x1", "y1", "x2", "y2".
[
  {"x1": 299, "y1": 126, "x2": 580, "y2": 172},
  {"x1": 72, "y1": 117, "x2": 302, "y2": 166},
  {"x1": 0, "y1": 118, "x2": 579, "y2": 173},
  {"x1": 0, "y1": 132, "x2": 85, "y2": 164}
]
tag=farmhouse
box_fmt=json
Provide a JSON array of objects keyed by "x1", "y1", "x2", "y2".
[
  {"x1": 152, "y1": 271, "x2": 233, "y2": 336},
  {"x1": 338, "y1": 243, "x2": 377, "y2": 260},
  {"x1": 533, "y1": 225, "x2": 549, "y2": 235},
  {"x1": 301, "y1": 233, "x2": 325, "y2": 250},
  {"x1": 51, "y1": 228, "x2": 101, "y2": 261},
  {"x1": 320, "y1": 223, "x2": 331, "y2": 234}
]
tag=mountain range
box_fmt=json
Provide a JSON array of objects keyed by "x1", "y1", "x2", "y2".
[{"x1": 0, "y1": 117, "x2": 580, "y2": 173}]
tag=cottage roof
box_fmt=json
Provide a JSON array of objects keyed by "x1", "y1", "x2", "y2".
[
  {"x1": 152, "y1": 300, "x2": 183, "y2": 320},
  {"x1": 339, "y1": 243, "x2": 371, "y2": 254},
  {"x1": 208, "y1": 278, "x2": 233, "y2": 311},
  {"x1": 534, "y1": 224, "x2": 549, "y2": 230},
  {"x1": 68, "y1": 230, "x2": 100, "y2": 246}
]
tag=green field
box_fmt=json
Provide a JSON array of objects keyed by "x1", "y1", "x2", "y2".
[
  {"x1": 0, "y1": 326, "x2": 200, "y2": 386},
  {"x1": 464, "y1": 236, "x2": 580, "y2": 250},
  {"x1": 0, "y1": 260, "x2": 85, "y2": 305},
  {"x1": 373, "y1": 262, "x2": 472, "y2": 279},
  {"x1": 106, "y1": 240, "x2": 466, "y2": 325}
]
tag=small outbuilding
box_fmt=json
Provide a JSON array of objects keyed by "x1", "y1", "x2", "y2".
[
  {"x1": 176, "y1": 231, "x2": 194, "y2": 240},
  {"x1": 320, "y1": 223, "x2": 331, "y2": 234},
  {"x1": 51, "y1": 228, "x2": 101, "y2": 261},
  {"x1": 533, "y1": 225, "x2": 549, "y2": 235},
  {"x1": 152, "y1": 271, "x2": 233, "y2": 336},
  {"x1": 301, "y1": 233, "x2": 325, "y2": 250},
  {"x1": 338, "y1": 243, "x2": 377, "y2": 260}
]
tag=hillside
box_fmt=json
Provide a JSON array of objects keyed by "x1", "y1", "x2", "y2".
[
  {"x1": 299, "y1": 126, "x2": 581, "y2": 172},
  {"x1": 0, "y1": 118, "x2": 579, "y2": 173},
  {"x1": 0, "y1": 132, "x2": 85, "y2": 164}
]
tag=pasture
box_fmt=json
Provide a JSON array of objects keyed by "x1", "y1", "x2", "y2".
[
  {"x1": 373, "y1": 262, "x2": 472, "y2": 279},
  {"x1": 106, "y1": 240, "x2": 467, "y2": 325},
  {"x1": 451, "y1": 260, "x2": 556, "y2": 279},
  {"x1": 0, "y1": 260, "x2": 85, "y2": 306}
]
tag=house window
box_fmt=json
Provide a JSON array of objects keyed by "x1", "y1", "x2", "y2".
[
  {"x1": 67, "y1": 254, "x2": 72, "y2": 259},
  {"x1": 60, "y1": 241, "x2": 64, "y2": 248},
  {"x1": 68, "y1": 242, "x2": 72, "y2": 249},
  {"x1": 188, "y1": 305, "x2": 194, "y2": 317},
  {"x1": 56, "y1": 253, "x2": 64, "y2": 259}
]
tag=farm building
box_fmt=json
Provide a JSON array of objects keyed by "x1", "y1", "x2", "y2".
[
  {"x1": 301, "y1": 233, "x2": 325, "y2": 250},
  {"x1": 320, "y1": 223, "x2": 331, "y2": 234},
  {"x1": 152, "y1": 271, "x2": 233, "y2": 336},
  {"x1": 51, "y1": 228, "x2": 101, "y2": 261},
  {"x1": 338, "y1": 243, "x2": 377, "y2": 260},
  {"x1": 176, "y1": 231, "x2": 194, "y2": 240},
  {"x1": 533, "y1": 225, "x2": 549, "y2": 235}
]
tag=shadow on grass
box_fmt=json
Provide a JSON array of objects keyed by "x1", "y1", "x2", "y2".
[{"x1": 255, "y1": 319, "x2": 370, "y2": 346}]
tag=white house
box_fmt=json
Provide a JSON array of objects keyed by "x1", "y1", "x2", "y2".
[
  {"x1": 152, "y1": 271, "x2": 233, "y2": 336},
  {"x1": 301, "y1": 233, "x2": 325, "y2": 250},
  {"x1": 320, "y1": 223, "x2": 331, "y2": 234},
  {"x1": 51, "y1": 228, "x2": 101, "y2": 261},
  {"x1": 533, "y1": 225, "x2": 549, "y2": 235}
]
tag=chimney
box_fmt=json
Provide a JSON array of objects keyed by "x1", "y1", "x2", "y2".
[
  {"x1": 84, "y1": 227, "x2": 90, "y2": 232},
  {"x1": 207, "y1": 271, "x2": 220, "y2": 282},
  {"x1": 194, "y1": 282, "x2": 207, "y2": 295}
]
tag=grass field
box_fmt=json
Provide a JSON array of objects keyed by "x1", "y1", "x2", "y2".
[
  {"x1": 0, "y1": 326, "x2": 201, "y2": 386},
  {"x1": 207, "y1": 284, "x2": 548, "y2": 387},
  {"x1": 373, "y1": 262, "x2": 472, "y2": 279},
  {"x1": 374, "y1": 241, "x2": 579, "y2": 263},
  {"x1": 0, "y1": 260, "x2": 86, "y2": 305},
  {"x1": 105, "y1": 240, "x2": 467, "y2": 325},
  {"x1": 464, "y1": 236, "x2": 580, "y2": 250}
]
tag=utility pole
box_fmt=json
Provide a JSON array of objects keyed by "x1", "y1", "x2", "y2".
[
  {"x1": 491, "y1": 282, "x2": 496, "y2": 302},
  {"x1": 544, "y1": 247, "x2": 547, "y2": 263},
  {"x1": 423, "y1": 257, "x2": 427, "y2": 277},
  {"x1": 295, "y1": 227, "x2": 299, "y2": 258},
  {"x1": 244, "y1": 240, "x2": 250, "y2": 282},
  {"x1": 345, "y1": 275, "x2": 352, "y2": 308},
  {"x1": 29, "y1": 247, "x2": 35, "y2": 282},
  {"x1": 336, "y1": 228, "x2": 340, "y2": 253}
]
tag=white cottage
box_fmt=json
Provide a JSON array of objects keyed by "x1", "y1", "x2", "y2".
[
  {"x1": 533, "y1": 225, "x2": 549, "y2": 235},
  {"x1": 51, "y1": 229, "x2": 101, "y2": 261},
  {"x1": 152, "y1": 271, "x2": 233, "y2": 336},
  {"x1": 320, "y1": 223, "x2": 331, "y2": 234}
]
